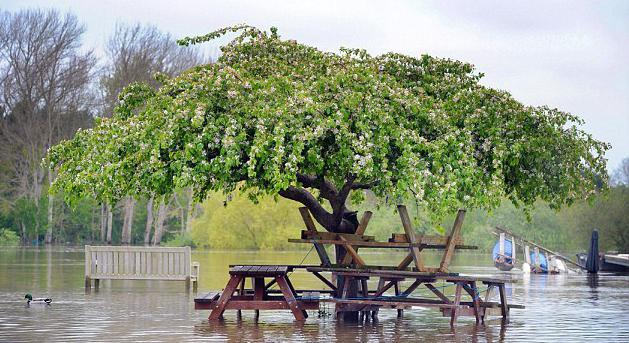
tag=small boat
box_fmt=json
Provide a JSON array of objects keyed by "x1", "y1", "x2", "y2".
[
  {"x1": 529, "y1": 250, "x2": 549, "y2": 273},
  {"x1": 25, "y1": 293, "x2": 52, "y2": 305},
  {"x1": 492, "y1": 238, "x2": 515, "y2": 271}
]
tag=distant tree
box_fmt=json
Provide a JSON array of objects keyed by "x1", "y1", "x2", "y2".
[
  {"x1": 100, "y1": 23, "x2": 204, "y2": 244},
  {"x1": 610, "y1": 157, "x2": 629, "y2": 186},
  {"x1": 0, "y1": 9, "x2": 96, "y2": 244},
  {"x1": 49, "y1": 25, "x2": 609, "y2": 251}
]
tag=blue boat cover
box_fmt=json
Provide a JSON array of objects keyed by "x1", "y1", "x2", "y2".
[
  {"x1": 492, "y1": 239, "x2": 514, "y2": 264},
  {"x1": 530, "y1": 250, "x2": 548, "y2": 271}
]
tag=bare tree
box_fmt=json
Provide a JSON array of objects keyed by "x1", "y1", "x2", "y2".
[
  {"x1": 100, "y1": 23, "x2": 204, "y2": 245},
  {"x1": 0, "y1": 9, "x2": 96, "y2": 244},
  {"x1": 610, "y1": 158, "x2": 629, "y2": 186}
]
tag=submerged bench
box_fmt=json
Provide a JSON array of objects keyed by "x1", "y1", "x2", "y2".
[{"x1": 84, "y1": 245, "x2": 199, "y2": 291}]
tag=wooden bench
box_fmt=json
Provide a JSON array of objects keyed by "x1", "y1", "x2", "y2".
[
  {"x1": 84, "y1": 245, "x2": 199, "y2": 291},
  {"x1": 195, "y1": 265, "x2": 320, "y2": 321}
]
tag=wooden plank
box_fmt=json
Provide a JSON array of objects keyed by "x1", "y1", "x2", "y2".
[
  {"x1": 439, "y1": 209, "x2": 466, "y2": 272},
  {"x1": 311, "y1": 271, "x2": 337, "y2": 291},
  {"x1": 425, "y1": 283, "x2": 451, "y2": 303},
  {"x1": 397, "y1": 253, "x2": 414, "y2": 270},
  {"x1": 389, "y1": 234, "x2": 464, "y2": 245},
  {"x1": 288, "y1": 238, "x2": 477, "y2": 249},
  {"x1": 400, "y1": 279, "x2": 423, "y2": 296},
  {"x1": 196, "y1": 300, "x2": 320, "y2": 311},
  {"x1": 275, "y1": 276, "x2": 306, "y2": 321},
  {"x1": 328, "y1": 298, "x2": 459, "y2": 309},
  {"x1": 299, "y1": 207, "x2": 332, "y2": 267},
  {"x1": 450, "y1": 283, "x2": 463, "y2": 326},
  {"x1": 209, "y1": 275, "x2": 243, "y2": 320},
  {"x1": 397, "y1": 205, "x2": 425, "y2": 272},
  {"x1": 341, "y1": 211, "x2": 373, "y2": 265},
  {"x1": 338, "y1": 236, "x2": 366, "y2": 266},
  {"x1": 302, "y1": 230, "x2": 374, "y2": 242}
]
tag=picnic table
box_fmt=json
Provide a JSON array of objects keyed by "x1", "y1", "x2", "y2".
[
  {"x1": 307, "y1": 267, "x2": 522, "y2": 325},
  {"x1": 195, "y1": 265, "x2": 319, "y2": 321},
  {"x1": 289, "y1": 205, "x2": 475, "y2": 273}
]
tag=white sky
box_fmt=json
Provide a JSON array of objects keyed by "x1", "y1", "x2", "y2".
[{"x1": 2, "y1": 0, "x2": 628, "y2": 172}]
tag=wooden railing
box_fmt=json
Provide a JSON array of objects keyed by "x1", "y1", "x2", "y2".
[{"x1": 84, "y1": 245, "x2": 198, "y2": 291}]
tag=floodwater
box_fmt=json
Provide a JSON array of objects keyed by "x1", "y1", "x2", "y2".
[{"x1": 0, "y1": 248, "x2": 627, "y2": 342}]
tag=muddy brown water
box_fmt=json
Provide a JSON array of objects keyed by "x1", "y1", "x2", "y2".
[{"x1": 0, "y1": 248, "x2": 627, "y2": 342}]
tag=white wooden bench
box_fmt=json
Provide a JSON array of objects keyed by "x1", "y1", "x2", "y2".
[{"x1": 84, "y1": 245, "x2": 199, "y2": 291}]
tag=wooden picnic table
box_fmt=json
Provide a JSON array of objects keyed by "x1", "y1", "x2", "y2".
[
  {"x1": 307, "y1": 266, "x2": 521, "y2": 325},
  {"x1": 292, "y1": 205, "x2": 475, "y2": 273},
  {"x1": 196, "y1": 265, "x2": 319, "y2": 321}
]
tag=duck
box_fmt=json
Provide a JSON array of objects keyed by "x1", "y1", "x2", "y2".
[{"x1": 25, "y1": 293, "x2": 52, "y2": 305}]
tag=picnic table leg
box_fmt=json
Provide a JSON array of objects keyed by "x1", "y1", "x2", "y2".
[
  {"x1": 276, "y1": 276, "x2": 306, "y2": 321},
  {"x1": 360, "y1": 278, "x2": 369, "y2": 320},
  {"x1": 237, "y1": 277, "x2": 246, "y2": 320},
  {"x1": 372, "y1": 277, "x2": 386, "y2": 318},
  {"x1": 209, "y1": 274, "x2": 243, "y2": 320},
  {"x1": 482, "y1": 284, "x2": 494, "y2": 323},
  {"x1": 254, "y1": 277, "x2": 265, "y2": 321},
  {"x1": 470, "y1": 281, "x2": 482, "y2": 325},
  {"x1": 450, "y1": 282, "x2": 463, "y2": 327},
  {"x1": 498, "y1": 283, "x2": 509, "y2": 323},
  {"x1": 285, "y1": 277, "x2": 308, "y2": 319},
  {"x1": 394, "y1": 281, "x2": 403, "y2": 317}
]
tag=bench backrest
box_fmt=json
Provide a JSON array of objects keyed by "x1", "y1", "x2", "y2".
[{"x1": 85, "y1": 245, "x2": 191, "y2": 280}]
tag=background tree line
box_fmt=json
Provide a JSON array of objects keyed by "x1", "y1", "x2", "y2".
[
  {"x1": 0, "y1": 9, "x2": 204, "y2": 246},
  {"x1": 0, "y1": 9, "x2": 626, "y2": 253}
]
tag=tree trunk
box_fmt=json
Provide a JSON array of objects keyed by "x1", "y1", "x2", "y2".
[
  {"x1": 121, "y1": 197, "x2": 135, "y2": 245},
  {"x1": 100, "y1": 203, "x2": 107, "y2": 242},
  {"x1": 185, "y1": 188, "x2": 195, "y2": 233},
  {"x1": 152, "y1": 200, "x2": 167, "y2": 246},
  {"x1": 106, "y1": 203, "x2": 113, "y2": 244},
  {"x1": 144, "y1": 195, "x2": 154, "y2": 245},
  {"x1": 45, "y1": 173, "x2": 54, "y2": 244}
]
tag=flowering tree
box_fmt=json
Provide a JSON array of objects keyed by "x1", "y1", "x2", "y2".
[{"x1": 48, "y1": 25, "x2": 609, "y2": 238}]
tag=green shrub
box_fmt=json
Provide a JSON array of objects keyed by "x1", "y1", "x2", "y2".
[
  {"x1": 162, "y1": 232, "x2": 195, "y2": 248},
  {"x1": 0, "y1": 228, "x2": 20, "y2": 246}
]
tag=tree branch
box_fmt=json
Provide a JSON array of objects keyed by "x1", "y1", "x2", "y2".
[
  {"x1": 351, "y1": 180, "x2": 379, "y2": 190},
  {"x1": 278, "y1": 186, "x2": 335, "y2": 231}
]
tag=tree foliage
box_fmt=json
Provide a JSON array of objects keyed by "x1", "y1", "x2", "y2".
[{"x1": 49, "y1": 25, "x2": 609, "y2": 235}]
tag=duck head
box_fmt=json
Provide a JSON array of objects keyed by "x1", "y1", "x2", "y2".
[{"x1": 24, "y1": 293, "x2": 33, "y2": 302}]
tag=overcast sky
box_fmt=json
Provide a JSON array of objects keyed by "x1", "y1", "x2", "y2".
[{"x1": 3, "y1": 0, "x2": 628, "y2": 171}]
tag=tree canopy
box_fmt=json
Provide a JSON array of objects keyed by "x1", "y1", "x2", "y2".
[{"x1": 48, "y1": 25, "x2": 609, "y2": 234}]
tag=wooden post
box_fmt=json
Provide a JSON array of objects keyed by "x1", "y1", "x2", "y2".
[
  {"x1": 534, "y1": 247, "x2": 540, "y2": 269},
  {"x1": 498, "y1": 284, "x2": 509, "y2": 323},
  {"x1": 397, "y1": 205, "x2": 425, "y2": 272},
  {"x1": 499, "y1": 233, "x2": 505, "y2": 258},
  {"x1": 191, "y1": 262, "x2": 200, "y2": 292},
  {"x1": 524, "y1": 245, "x2": 531, "y2": 264},
  {"x1": 85, "y1": 245, "x2": 92, "y2": 292},
  {"x1": 510, "y1": 236, "x2": 516, "y2": 261},
  {"x1": 299, "y1": 207, "x2": 332, "y2": 267},
  {"x1": 439, "y1": 209, "x2": 466, "y2": 272}
]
